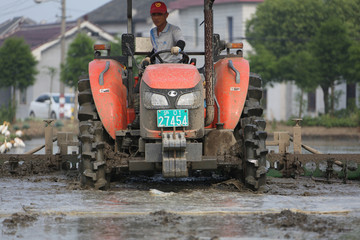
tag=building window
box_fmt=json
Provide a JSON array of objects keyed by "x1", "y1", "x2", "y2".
[
  {"x1": 194, "y1": 18, "x2": 199, "y2": 47},
  {"x1": 307, "y1": 92, "x2": 316, "y2": 112},
  {"x1": 20, "y1": 89, "x2": 27, "y2": 104},
  {"x1": 227, "y1": 17, "x2": 233, "y2": 42}
]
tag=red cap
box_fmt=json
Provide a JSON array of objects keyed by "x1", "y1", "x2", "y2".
[{"x1": 150, "y1": 1, "x2": 167, "y2": 14}]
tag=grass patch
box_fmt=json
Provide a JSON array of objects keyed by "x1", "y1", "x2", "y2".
[{"x1": 285, "y1": 109, "x2": 360, "y2": 128}]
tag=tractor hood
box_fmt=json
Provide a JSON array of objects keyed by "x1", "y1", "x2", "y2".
[{"x1": 142, "y1": 64, "x2": 201, "y2": 89}]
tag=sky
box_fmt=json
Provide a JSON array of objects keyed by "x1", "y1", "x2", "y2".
[{"x1": 0, "y1": 0, "x2": 113, "y2": 24}]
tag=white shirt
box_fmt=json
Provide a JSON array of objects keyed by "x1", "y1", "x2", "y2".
[{"x1": 150, "y1": 23, "x2": 185, "y2": 63}]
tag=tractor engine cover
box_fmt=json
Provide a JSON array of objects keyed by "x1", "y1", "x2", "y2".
[{"x1": 139, "y1": 64, "x2": 204, "y2": 139}]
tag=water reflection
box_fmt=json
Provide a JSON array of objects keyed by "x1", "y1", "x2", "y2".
[
  {"x1": 303, "y1": 139, "x2": 360, "y2": 154},
  {"x1": 7, "y1": 138, "x2": 77, "y2": 155},
  {"x1": 268, "y1": 138, "x2": 360, "y2": 154}
]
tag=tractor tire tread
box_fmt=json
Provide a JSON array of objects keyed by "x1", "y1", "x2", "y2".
[
  {"x1": 78, "y1": 76, "x2": 109, "y2": 190},
  {"x1": 237, "y1": 74, "x2": 268, "y2": 191}
]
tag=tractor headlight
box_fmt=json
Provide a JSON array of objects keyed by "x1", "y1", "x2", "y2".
[
  {"x1": 144, "y1": 92, "x2": 169, "y2": 109},
  {"x1": 176, "y1": 91, "x2": 201, "y2": 108}
]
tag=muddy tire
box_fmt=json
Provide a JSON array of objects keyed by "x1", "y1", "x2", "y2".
[
  {"x1": 238, "y1": 73, "x2": 268, "y2": 190},
  {"x1": 78, "y1": 76, "x2": 109, "y2": 190}
]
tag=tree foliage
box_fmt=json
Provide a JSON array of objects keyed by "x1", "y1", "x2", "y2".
[
  {"x1": 246, "y1": 0, "x2": 360, "y2": 114},
  {"x1": 0, "y1": 37, "x2": 38, "y2": 120},
  {"x1": 61, "y1": 32, "x2": 94, "y2": 89},
  {"x1": 247, "y1": 0, "x2": 324, "y2": 59},
  {"x1": 311, "y1": 17, "x2": 351, "y2": 113},
  {"x1": 345, "y1": 42, "x2": 360, "y2": 81},
  {"x1": 0, "y1": 37, "x2": 38, "y2": 92},
  {"x1": 111, "y1": 36, "x2": 122, "y2": 55}
]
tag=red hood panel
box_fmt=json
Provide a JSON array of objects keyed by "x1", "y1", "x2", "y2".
[
  {"x1": 89, "y1": 59, "x2": 128, "y2": 139},
  {"x1": 143, "y1": 64, "x2": 201, "y2": 89}
]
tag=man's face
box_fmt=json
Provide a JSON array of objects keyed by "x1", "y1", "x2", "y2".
[{"x1": 151, "y1": 12, "x2": 168, "y2": 28}]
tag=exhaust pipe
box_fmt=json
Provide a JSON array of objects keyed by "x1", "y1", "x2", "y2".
[
  {"x1": 127, "y1": 0, "x2": 133, "y2": 106},
  {"x1": 204, "y1": 0, "x2": 215, "y2": 126}
]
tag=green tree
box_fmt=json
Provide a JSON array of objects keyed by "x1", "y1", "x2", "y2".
[
  {"x1": 61, "y1": 32, "x2": 94, "y2": 89},
  {"x1": 328, "y1": 0, "x2": 360, "y2": 79},
  {"x1": 246, "y1": 0, "x2": 324, "y2": 60},
  {"x1": 111, "y1": 36, "x2": 122, "y2": 55},
  {"x1": 338, "y1": 0, "x2": 360, "y2": 84},
  {"x1": 248, "y1": 46, "x2": 279, "y2": 86},
  {"x1": 246, "y1": 0, "x2": 359, "y2": 114},
  {"x1": 0, "y1": 37, "x2": 38, "y2": 119},
  {"x1": 246, "y1": 0, "x2": 324, "y2": 115},
  {"x1": 311, "y1": 17, "x2": 351, "y2": 114},
  {"x1": 345, "y1": 42, "x2": 360, "y2": 81},
  {"x1": 278, "y1": 50, "x2": 319, "y2": 117}
]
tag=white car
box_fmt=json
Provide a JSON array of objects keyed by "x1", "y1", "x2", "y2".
[{"x1": 29, "y1": 93, "x2": 75, "y2": 119}]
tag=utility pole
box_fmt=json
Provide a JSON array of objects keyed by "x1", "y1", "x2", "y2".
[
  {"x1": 59, "y1": 0, "x2": 66, "y2": 119},
  {"x1": 35, "y1": 0, "x2": 66, "y2": 119}
]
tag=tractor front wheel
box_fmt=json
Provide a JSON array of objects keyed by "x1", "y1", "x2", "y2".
[
  {"x1": 78, "y1": 76, "x2": 109, "y2": 190},
  {"x1": 238, "y1": 73, "x2": 268, "y2": 190}
]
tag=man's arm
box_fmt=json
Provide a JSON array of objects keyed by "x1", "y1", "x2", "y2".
[
  {"x1": 147, "y1": 49, "x2": 155, "y2": 57},
  {"x1": 175, "y1": 40, "x2": 185, "y2": 51},
  {"x1": 172, "y1": 25, "x2": 186, "y2": 55},
  {"x1": 143, "y1": 28, "x2": 156, "y2": 65},
  {"x1": 171, "y1": 40, "x2": 185, "y2": 55}
]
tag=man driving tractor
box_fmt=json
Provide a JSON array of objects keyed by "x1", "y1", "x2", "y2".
[
  {"x1": 142, "y1": 1, "x2": 186, "y2": 65},
  {"x1": 134, "y1": 1, "x2": 187, "y2": 127},
  {"x1": 79, "y1": 0, "x2": 267, "y2": 191}
]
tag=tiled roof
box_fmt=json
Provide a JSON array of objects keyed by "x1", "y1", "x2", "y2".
[
  {"x1": 169, "y1": 0, "x2": 264, "y2": 9},
  {"x1": 81, "y1": 0, "x2": 178, "y2": 24},
  {"x1": 0, "y1": 17, "x2": 36, "y2": 38},
  {"x1": 0, "y1": 22, "x2": 78, "y2": 50},
  {"x1": 0, "y1": 20, "x2": 114, "y2": 61}
]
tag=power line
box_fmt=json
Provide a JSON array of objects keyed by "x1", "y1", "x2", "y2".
[
  {"x1": 0, "y1": 2, "x2": 38, "y2": 18},
  {"x1": 0, "y1": 0, "x2": 27, "y2": 10}
]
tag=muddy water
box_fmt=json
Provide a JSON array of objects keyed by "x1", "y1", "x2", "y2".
[
  {"x1": 1, "y1": 173, "x2": 360, "y2": 239},
  {"x1": 267, "y1": 138, "x2": 360, "y2": 154},
  {"x1": 2, "y1": 138, "x2": 360, "y2": 239},
  {"x1": 303, "y1": 138, "x2": 360, "y2": 154},
  {"x1": 7, "y1": 138, "x2": 77, "y2": 155}
]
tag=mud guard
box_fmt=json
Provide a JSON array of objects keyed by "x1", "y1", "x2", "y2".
[
  {"x1": 89, "y1": 59, "x2": 130, "y2": 139},
  {"x1": 213, "y1": 57, "x2": 250, "y2": 129}
]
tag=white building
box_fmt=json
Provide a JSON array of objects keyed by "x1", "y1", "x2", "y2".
[
  {"x1": 0, "y1": 20, "x2": 114, "y2": 119},
  {"x1": 1, "y1": 0, "x2": 356, "y2": 121},
  {"x1": 266, "y1": 82, "x2": 358, "y2": 121}
]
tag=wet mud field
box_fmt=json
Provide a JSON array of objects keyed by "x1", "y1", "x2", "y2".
[{"x1": 1, "y1": 172, "x2": 360, "y2": 240}]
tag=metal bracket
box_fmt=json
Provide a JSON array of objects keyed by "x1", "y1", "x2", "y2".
[
  {"x1": 162, "y1": 132, "x2": 186, "y2": 151},
  {"x1": 99, "y1": 61, "x2": 110, "y2": 85},
  {"x1": 228, "y1": 60, "x2": 240, "y2": 84},
  {"x1": 162, "y1": 132, "x2": 188, "y2": 177}
]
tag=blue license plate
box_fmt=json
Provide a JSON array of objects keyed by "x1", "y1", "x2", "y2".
[{"x1": 157, "y1": 109, "x2": 189, "y2": 127}]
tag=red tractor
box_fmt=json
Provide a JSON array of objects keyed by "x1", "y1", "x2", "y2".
[{"x1": 78, "y1": 0, "x2": 267, "y2": 190}]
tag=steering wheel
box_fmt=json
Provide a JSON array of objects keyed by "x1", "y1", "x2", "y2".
[{"x1": 150, "y1": 49, "x2": 189, "y2": 64}]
